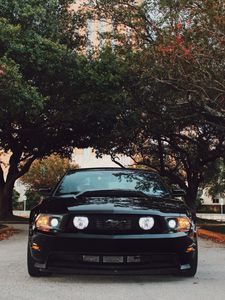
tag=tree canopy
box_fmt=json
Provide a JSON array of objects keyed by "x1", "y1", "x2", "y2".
[
  {"x1": 0, "y1": 0, "x2": 116, "y2": 217},
  {"x1": 85, "y1": 0, "x2": 225, "y2": 209},
  {"x1": 89, "y1": 0, "x2": 225, "y2": 129},
  {"x1": 21, "y1": 154, "x2": 78, "y2": 191},
  {"x1": 0, "y1": 0, "x2": 224, "y2": 216}
]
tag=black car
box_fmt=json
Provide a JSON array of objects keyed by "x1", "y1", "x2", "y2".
[{"x1": 27, "y1": 168, "x2": 198, "y2": 277}]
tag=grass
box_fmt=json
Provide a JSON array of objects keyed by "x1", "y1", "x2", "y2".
[{"x1": 201, "y1": 225, "x2": 225, "y2": 235}]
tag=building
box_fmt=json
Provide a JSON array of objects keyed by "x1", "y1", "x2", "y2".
[
  {"x1": 72, "y1": 148, "x2": 133, "y2": 168},
  {"x1": 72, "y1": 0, "x2": 143, "y2": 52}
]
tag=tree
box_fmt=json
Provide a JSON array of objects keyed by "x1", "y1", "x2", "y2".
[
  {"x1": 24, "y1": 190, "x2": 41, "y2": 211},
  {"x1": 21, "y1": 154, "x2": 78, "y2": 191},
  {"x1": 0, "y1": 0, "x2": 110, "y2": 218},
  {"x1": 90, "y1": 0, "x2": 225, "y2": 129},
  {"x1": 20, "y1": 154, "x2": 78, "y2": 209},
  {"x1": 85, "y1": 0, "x2": 225, "y2": 210},
  {"x1": 202, "y1": 159, "x2": 225, "y2": 200}
]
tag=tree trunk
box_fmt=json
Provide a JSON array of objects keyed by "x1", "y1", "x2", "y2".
[
  {"x1": 185, "y1": 184, "x2": 199, "y2": 215},
  {"x1": 0, "y1": 151, "x2": 36, "y2": 218},
  {"x1": 0, "y1": 182, "x2": 15, "y2": 218}
]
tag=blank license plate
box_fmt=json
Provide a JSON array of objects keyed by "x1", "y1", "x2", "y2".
[
  {"x1": 83, "y1": 255, "x2": 100, "y2": 263},
  {"x1": 103, "y1": 256, "x2": 124, "y2": 263}
]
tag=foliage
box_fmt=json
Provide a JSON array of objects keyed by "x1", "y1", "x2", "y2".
[
  {"x1": 0, "y1": 0, "x2": 224, "y2": 217},
  {"x1": 20, "y1": 154, "x2": 79, "y2": 210},
  {"x1": 21, "y1": 154, "x2": 78, "y2": 190},
  {"x1": 24, "y1": 190, "x2": 41, "y2": 210},
  {"x1": 12, "y1": 189, "x2": 20, "y2": 210},
  {"x1": 0, "y1": 0, "x2": 106, "y2": 217},
  {"x1": 202, "y1": 159, "x2": 225, "y2": 199},
  {"x1": 86, "y1": 0, "x2": 225, "y2": 209},
  {"x1": 90, "y1": 0, "x2": 225, "y2": 129}
]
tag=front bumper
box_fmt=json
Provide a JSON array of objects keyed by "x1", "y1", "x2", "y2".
[{"x1": 29, "y1": 231, "x2": 197, "y2": 274}]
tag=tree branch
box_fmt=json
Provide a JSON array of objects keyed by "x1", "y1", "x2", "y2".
[
  {"x1": 110, "y1": 154, "x2": 126, "y2": 168},
  {"x1": 16, "y1": 156, "x2": 37, "y2": 179},
  {"x1": 0, "y1": 163, "x2": 5, "y2": 187}
]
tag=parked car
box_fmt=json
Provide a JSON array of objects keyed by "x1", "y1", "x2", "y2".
[{"x1": 27, "y1": 168, "x2": 198, "y2": 277}]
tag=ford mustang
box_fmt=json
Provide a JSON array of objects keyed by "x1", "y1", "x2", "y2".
[{"x1": 27, "y1": 168, "x2": 198, "y2": 277}]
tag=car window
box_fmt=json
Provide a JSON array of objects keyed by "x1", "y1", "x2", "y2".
[{"x1": 55, "y1": 170, "x2": 168, "y2": 197}]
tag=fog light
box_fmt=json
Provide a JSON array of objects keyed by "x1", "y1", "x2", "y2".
[
  {"x1": 73, "y1": 216, "x2": 89, "y2": 230},
  {"x1": 139, "y1": 217, "x2": 154, "y2": 230}
]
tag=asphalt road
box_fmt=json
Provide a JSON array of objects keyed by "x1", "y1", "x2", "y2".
[{"x1": 0, "y1": 224, "x2": 225, "y2": 300}]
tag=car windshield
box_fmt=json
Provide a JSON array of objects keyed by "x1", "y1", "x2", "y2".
[{"x1": 54, "y1": 170, "x2": 169, "y2": 197}]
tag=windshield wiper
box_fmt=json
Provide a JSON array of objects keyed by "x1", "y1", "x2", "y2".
[
  {"x1": 55, "y1": 190, "x2": 103, "y2": 198},
  {"x1": 55, "y1": 192, "x2": 79, "y2": 196}
]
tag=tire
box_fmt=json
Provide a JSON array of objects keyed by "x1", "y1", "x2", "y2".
[
  {"x1": 27, "y1": 244, "x2": 51, "y2": 277},
  {"x1": 181, "y1": 247, "x2": 198, "y2": 277}
]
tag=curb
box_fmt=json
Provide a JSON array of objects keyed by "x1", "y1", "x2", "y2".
[
  {"x1": 198, "y1": 228, "x2": 225, "y2": 243},
  {"x1": 0, "y1": 221, "x2": 28, "y2": 224}
]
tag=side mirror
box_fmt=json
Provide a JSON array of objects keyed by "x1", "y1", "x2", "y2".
[
  {"x1": 38, "y1": 187, "x2": 52, "y2": 197},
  {"x1": 171, "y1": 189, "x2": 186, "y2": 198}
]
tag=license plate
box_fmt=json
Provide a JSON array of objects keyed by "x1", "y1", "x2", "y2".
[
  {"x1": 103, "y1": 256, "x2": 124, "y2": 263},
  {"x1": 83, "y1": 255, "x2": 100, "y2": 263},
  {"x1": 127, "y1": 256, "x2": 141, "y2": 263}
]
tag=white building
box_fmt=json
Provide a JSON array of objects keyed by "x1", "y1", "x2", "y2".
[{"x1": 72, "y1": 148, "x2": 133, "y2": 168}]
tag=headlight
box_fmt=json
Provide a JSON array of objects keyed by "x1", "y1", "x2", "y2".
[
  {"x1": 139, "y1": 217, "x2": 154, "y2": 230},
  {"x1": 73, "y1": 216, "x2": 89, "y2": 230},
  {"x1": 167, "y1": 217, "x2": 191, "y2": 232},
  {"x1": 35, "y1": 214, "x2": 63, "y2": 232},
  {"x1": 168, "y1": 219, "x2": 177, "y2": 229}
]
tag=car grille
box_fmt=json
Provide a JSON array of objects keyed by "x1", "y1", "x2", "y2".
[
  {"x1": 66, "y1": 214, "x2": 164, "y2": 234},
  {"x1": 96, "y1": 216, "x2": 132, "y2": 231}
]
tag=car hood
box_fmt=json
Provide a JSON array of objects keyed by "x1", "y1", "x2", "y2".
[{"x1": 41, "y1": 195, "x2": 188, "y2": 215}]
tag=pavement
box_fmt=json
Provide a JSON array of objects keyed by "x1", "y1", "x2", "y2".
[{"x1": 0, "y1": 224, "x2": 225, "y2": 300}]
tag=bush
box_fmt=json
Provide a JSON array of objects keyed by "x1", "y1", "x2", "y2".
[
  {"x1": 12, "y1": 189, "x2": 20, "y2": 210},
  {"x1": 25, "y1": 190, "x2": 42, "y2": 210}
]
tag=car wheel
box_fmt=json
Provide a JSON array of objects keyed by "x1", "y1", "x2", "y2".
[
  {"x1": 181, "y1": 247, "x2": 198, "y2": 277},
  {"x1": 27, "y1": 244, "x2": 51, "y2": 277}
]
